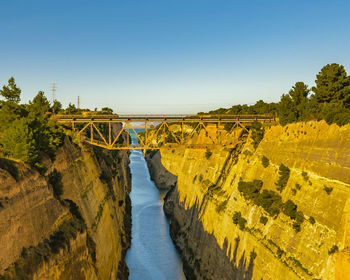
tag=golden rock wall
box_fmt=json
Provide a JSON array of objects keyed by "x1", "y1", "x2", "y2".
[
  {"x1": 0, "y1": 129, "x2": 131, "y2": 279},
  {"x1": 160, "y1": 121, "x2": 350, "y2": 280}
]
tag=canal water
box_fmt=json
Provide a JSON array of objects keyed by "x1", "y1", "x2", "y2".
[{"x1": 125, "y1": 132, "x2": 185, "y2": 280}]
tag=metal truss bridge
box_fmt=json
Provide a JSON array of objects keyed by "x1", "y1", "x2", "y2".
[{"x1": 55, "y1": 114, "x2": 275, "y2": 150}]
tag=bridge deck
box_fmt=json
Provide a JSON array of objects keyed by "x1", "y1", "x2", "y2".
[{"x1": 54, "y1": 114, "x2": 275, "y2": 123}]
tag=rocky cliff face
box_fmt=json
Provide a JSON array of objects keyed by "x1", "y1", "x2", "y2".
[
  {"x1": 145, "y1": 150, "x2": 177, "y2": 191},
  {"x1": 0, "y1": 124, "x2": 131, "y2": 279},
  {"x1": 148, "y1": 121, "x2": 350, "y2": 280}
]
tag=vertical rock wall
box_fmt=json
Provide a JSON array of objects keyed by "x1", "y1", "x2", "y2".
[
  {"x1": 148, "y1": 121, "x2": 350, "y2": 280},
  {"x1": 0, "y1": 125, "x2": 132, "y2": 279}
]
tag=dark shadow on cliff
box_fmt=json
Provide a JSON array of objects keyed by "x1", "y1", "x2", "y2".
[{"x1": 165, "y1": 186, "x2": 255, "y2": 280}]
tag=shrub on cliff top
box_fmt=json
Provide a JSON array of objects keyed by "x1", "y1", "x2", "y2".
[
  {"x1": 0, "y1": 78, "x2": 64, "y2": 165},
  {"x1": 0, "y1": 118, "x2": 38, "y2": 164}
]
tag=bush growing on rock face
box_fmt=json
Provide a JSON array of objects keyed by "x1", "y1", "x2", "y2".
[
  {"x1": 255, "y1": 190, "x2": 283, "y2": 217},
  {"x1": 86, "y1": 233, "x2": 96, "y2": 263},
  {"x1": 275, "y1": 164, "x2": 290, "y2": 192},
  {"x1": 250, "y1": 121, "x2": 265, "y2": 149},
  {"x1": 99, "y1": 171, "x2": 111, "y2": 184},
  {"x1": 48, "y1": 169, "x2": 63, "y2": 200},
  {"x1": 301, "y1": 171, "x2": 309, "y2": 181},
  {"x1": 260, "y1": 216, "x2": 268, "y2": 225},
  {"x1": 293, "y1": 222, "x2": 301, "y2": 232},
  {"x1": 282, "y1": 200, "x2": 304, "y2": 232},
  {"x1": 295, "y1": 211, "x2": 304, "y2": 223},
  {"x1": 232, "y1": 211, "x2": 247, "y2": 230},
  {"x1": 323, "y1": 185, "x2": 333, "y2": 195},
  {"x1": 238, "y1": 179, "x2": 263, "y2": 200},
  {"x1": 205, "y1": 149, "x2": 212, "y2": 159},
  {"x1": 309, "y1": 216, "x2": 315, "y2": 224},
  {"x1": 261, "y1": 155, "x2": 269, "y2": 168},
  {"x1": 250, "y1": 251, "x2": 257, "y2": 260},
  {"x1": 216, "y1": 199, "x2": 229, "y2": 213},
  {"x1": 328, "y1": 245, "x2": 339, "y2": 255},
  {"x1": 233, "y1": 211, "x2": 241, "y2": 224},
  {"x1": 238, "y1": 217, "x2": 247, "y2": 230},
  {"x1": 283, "y1": 200, "x2": 297, "y2": 219}
]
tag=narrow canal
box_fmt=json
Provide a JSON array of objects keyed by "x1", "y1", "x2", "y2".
[{"x1": 125, "y1": 132, "x2": 185, "y2": 280}]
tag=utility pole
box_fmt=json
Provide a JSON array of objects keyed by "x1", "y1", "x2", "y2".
[
  {"x1": 51, "y1": 82, "x2": 56, "y2": 104},
  {"x1": 77, "y1": 96, "x2": 80, "y2": 109}
]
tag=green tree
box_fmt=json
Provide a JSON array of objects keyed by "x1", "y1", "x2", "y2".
[
  {"x1": 26, "y1": 91, "x2": 50, "y2": 118},
  {"x1": 0, "y1": 102, "x2": 25, "y2": 132},
  {"x1": 26, "y1": 92, "x2": 64, "y2": 159},
  {"x1": 278, "y1": 94, "x2": 297, "y2": 125},
  {"x1": 51, "y1": 100, "x2": 62, "y2": 114},
  {"x1": 312, "y1": 63, "x2": 350, "y2": 106},
  {"x1": 101, "y1": 107, "x2": 113, "y2": 114},
  {"x1": 0, "y1": 77, "x2": 21, "y2": 103},
  {"x1": 320, "y1": 102, "x2": 350, "y2": 126},
  {"x1": 0, "y1": 118, "x2": 37, "y2": 163},
  {"x1": 65, "y1": 103, "x2": 79, "y2": 114},
  {"x1": 278, "y1": 82, "x2": 310, "y2": 125},
  {"x1": 289, "y1": 82, "x2": 310, "y2": 106}
]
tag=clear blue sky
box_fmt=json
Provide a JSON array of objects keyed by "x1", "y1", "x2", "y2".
[{"x1": 1, "y1": 0, "x2": 349, "y2": 114}]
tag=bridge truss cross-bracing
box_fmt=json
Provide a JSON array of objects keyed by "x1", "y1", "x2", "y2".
[{"x1": 55, "y1": 114, "x2": 275, "y2": 150}]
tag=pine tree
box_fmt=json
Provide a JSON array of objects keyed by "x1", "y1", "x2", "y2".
[
  {"x1": 0, "y1": 118, "x2": 37, "y2": 164},
  {"x1": 312, "y1": 63, "x2": 350, "y2": 105},
  {"x1": 0, "y1": 77, "x2": 21, "y2": 103}
]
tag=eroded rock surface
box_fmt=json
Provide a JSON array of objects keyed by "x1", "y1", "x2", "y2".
[
  {"x1": 147, "y1": 121, "x2": 350, "y2": 280},
  {"x1": 0, "y1": 125, "x2": 131, "y2": 280}
]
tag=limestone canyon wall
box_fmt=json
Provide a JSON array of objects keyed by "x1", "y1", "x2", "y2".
[
  {"x1": 0, "y1": 126, "x2": 131, "y2": 280},
  {"x1": 149, "y1": 121, "x2": 350, "y2": 280}
]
